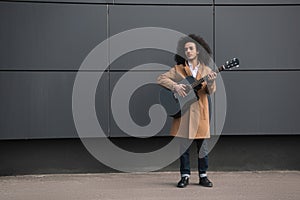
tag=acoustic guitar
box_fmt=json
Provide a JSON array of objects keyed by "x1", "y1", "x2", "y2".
[{"x1": 159, "y1": 58, "x2": 239, "y2": 118}]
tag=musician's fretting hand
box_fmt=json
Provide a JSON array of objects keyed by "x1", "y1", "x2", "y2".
[
  {"x1": 174, "y1": 84, "x2": 187, "y2": 97},
  {"x1": 207, "y1": 72, "x2": 217, "y2": 83}
]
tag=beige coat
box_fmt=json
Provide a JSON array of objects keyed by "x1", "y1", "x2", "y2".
[{"x1": 157, "y1": 64, "x2": 216, "y2": 139}]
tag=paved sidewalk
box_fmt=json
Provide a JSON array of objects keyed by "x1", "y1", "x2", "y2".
[{"x1": 0, "y1": 171, "x2": 299, "y2": 200}]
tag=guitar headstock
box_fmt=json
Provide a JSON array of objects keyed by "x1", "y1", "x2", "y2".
[{"x1": 223, "y1": 58, "x2": 239, "y2": 70}]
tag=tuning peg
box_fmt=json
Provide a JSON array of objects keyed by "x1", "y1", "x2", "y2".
[{"x1": 234, "y1": 58, "x2": 239, "y2": 64}]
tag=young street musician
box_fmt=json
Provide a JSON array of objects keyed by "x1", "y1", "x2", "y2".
[{"x1": 157, "y1": 34, "x2": 217, "y2": 188}]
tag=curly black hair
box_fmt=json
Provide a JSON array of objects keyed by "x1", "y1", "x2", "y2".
[{"x1": 174, "y1": 34, "x2": 212, "y2": 66}]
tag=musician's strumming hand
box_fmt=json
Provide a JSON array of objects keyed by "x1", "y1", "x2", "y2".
[{"x1": 174, "y1": 84, "x2": 187, "y2": 97}]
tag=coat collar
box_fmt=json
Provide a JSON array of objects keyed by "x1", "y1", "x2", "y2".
[{"x1": 184, "y1": 61, "x2": 203, "y2": 80}]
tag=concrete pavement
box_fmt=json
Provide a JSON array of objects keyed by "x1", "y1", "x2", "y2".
[{"x1": 0, "y1": 171, "x2": 299, "y2": 200}]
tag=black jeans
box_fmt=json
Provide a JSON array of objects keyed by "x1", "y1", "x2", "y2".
[{"x1": 179, "y1": 138, "x2": 209, "y2": 177}]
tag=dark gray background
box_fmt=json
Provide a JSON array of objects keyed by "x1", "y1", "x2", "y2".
[{"x1": 0, "y1": 0, "x2": 299, "y2": 139}]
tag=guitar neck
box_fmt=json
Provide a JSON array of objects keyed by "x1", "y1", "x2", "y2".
[{"x1": 191, "y1": 65, "x2": 225, "y2": 89}]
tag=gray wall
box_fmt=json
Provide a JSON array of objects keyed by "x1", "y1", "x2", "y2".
[{"x1": 1, "y1": 0, "x2": 300, "y2": 139}]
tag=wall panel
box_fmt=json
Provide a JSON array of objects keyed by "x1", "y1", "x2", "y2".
[
  {"x1": 109, "y1": 71, "x2": 172, "y2": 137},
  {"x1": 0, "y1": 2, "x2": 107, "y2": 70},
  {"x1": 215, "y1": 0, "x2": 300, "y2": 4},
  {"x1": 114, "y1": 0, "x2": 212, "y2": 4},
  {"x1": 215, "y1": 6, "x2": 300, "y2": 70},
  {"x1": 0, "y1": 72, "x2": 109, "y2": 139},
  {"x1": 109, "y1": 5, "x2": 213, "y2": 70},
  {"x1": 221, "y1": 71, "x2": 300, "y2": 134},
  {"x1": 8, "y1": 0, "x2": 110, "y2": 3}
]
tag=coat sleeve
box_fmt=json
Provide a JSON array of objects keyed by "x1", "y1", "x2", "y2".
[
  {"x1": 206, "y1": 80, "x2": 216, "y2": 94},
  {"x1": 204, "y1": 67, "x2": 216, "y2": 95},
  {"x1": 157, "y1": 67, "x2": 179, "y2": 91}
]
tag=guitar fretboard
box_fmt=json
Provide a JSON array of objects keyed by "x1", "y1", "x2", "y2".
[{"x1": 190, "y1": 65, "x2": 224, "y2": 89}]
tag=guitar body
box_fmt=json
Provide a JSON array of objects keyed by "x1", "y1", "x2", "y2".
[{"x1": 159, "y1": 76, "x2": 199, "y2": 118}]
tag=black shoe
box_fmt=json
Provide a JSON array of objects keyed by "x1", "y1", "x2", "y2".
[
  {"x1": 199, "y1": 177, "x2": 213, "y2": 187},
  {"x1": 177, "y1": 176, "x2": 189, "y2": 188}
]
